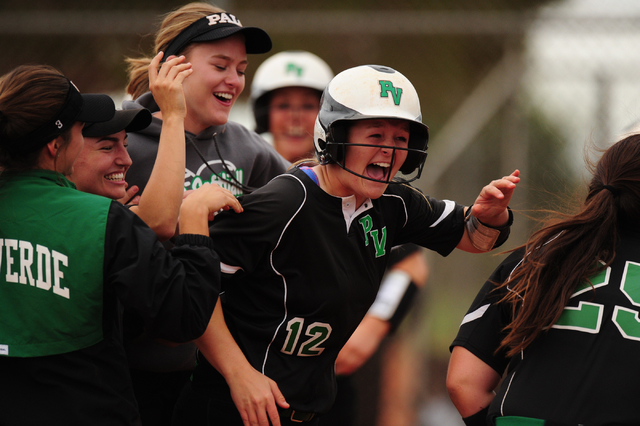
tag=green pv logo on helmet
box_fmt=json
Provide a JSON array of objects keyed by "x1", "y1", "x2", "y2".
[
  {"x1": 379, "y1": 80, "x2": 403, "y2": 105},
  {"x1": 286, "y1": 62, "x2": 304, "y2": 77}
]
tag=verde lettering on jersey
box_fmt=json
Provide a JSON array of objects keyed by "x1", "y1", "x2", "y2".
[
  {"x1": 286, "y1": 62, "x2": 304, "y2": 77},
  {"x1": 282, "y1": 317, "x2": 332, "y2": 357},
  {"x1": 379, "y1": 80, "x2": 403, "y2": 106},
  {"x1": 0, "y1": 239, "x2": 70, "y2": 299},
  {"x1": 553, "y1": 261, "x2": 640, "y2": 341},
  {"x1": 358, "y1": 215, "x2": 387, "y2": 258}
]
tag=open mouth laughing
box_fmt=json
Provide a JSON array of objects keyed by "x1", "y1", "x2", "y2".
[
  {"x1": 214, "y1": 92, "x2": 233, "y2": 104},
  {"x1": 105, "y1": 172, "x2": 125, "y2": 182},
  {"x1": 366, "y1": 162, "x2": 391, "y2": 181}
]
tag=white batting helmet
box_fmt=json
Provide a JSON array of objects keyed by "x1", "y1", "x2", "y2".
[
  {"x1": 250, "y1": 51, "x2": 334, "y2": 134},
  {"x1": 313, "y1": 64, "x2": 429, "y2": 182}
]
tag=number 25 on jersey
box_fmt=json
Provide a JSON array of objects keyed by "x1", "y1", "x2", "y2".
[{"x1": 554, "y1": 261, "x2": 640, "y2": 340}]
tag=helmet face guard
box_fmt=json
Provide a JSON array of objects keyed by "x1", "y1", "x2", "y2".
[
  {"x1": 323, "y1": 140, "x2": 428, "y2": 184},
  {"x1": 314, "y1": 65, "x2": 429, "y2": 184}
]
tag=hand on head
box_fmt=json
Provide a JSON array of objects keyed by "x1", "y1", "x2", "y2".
[{"x1": 149, "y1": 52, "x2": 192, "y2": 120}]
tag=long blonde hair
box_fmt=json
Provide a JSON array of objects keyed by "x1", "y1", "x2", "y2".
[{"x1": 126, "y1": 2, "x2": 224, "y2": 99}]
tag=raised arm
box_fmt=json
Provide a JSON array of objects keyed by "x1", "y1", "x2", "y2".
[
  {"x1": 129, "y1": 52, "x2": 192, "y2": 241},
  {"x1": 457, "y1": 170, "x2": 520, "y2": 253},
  {"x1": 195, "y1": 298, "x2": 289, "y2": 426}
]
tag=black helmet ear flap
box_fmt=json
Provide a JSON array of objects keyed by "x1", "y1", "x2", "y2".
[
  {"x1": 325, "y1": 122, "x2": 347, "y2": 164},
  {"x1": 252, "y1": 94, "x2": 271, "y2": 134},
  {"x1": 313, "y1": 116, "x2": 330, "y2": 164},
  {"x1": 399, "y1": 123, "x2": 429, "y2": 175}
]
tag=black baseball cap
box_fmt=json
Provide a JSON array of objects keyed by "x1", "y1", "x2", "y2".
[
  {"x1": 83, "y1": 108, "x2": 152, "y2": 138},
  {"x1": 163, "y1": 12, "x2": 272, "y2": 58},
  {"x1": 10, "y1": 81, "x2": 115, "y2": 153}
]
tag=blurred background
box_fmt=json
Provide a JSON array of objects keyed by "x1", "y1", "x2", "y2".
[{"x1": 3, "y1": 0, "x2": 640, "y2": 424}]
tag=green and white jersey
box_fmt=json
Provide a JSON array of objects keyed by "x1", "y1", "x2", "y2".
[
  {"x1": 452, "y1": 230, "x2": 640, "y2": 426},
  {"x1": 0, "y1": 170, "x2": 221, "y2": 425},
  {"x1": 0, "y1": 170, "x2": 109, "y2": 357}
]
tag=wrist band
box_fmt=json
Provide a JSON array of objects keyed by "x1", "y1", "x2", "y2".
[
  {"x1": 368, "y1": 270, "x2": 412, "y2": 321},
  {"x1": 463, "y1": 406, "x2": 489, "y2": 426},
  {"x1": 465, "y1": 207, "x2": 513, "y2": 251}
]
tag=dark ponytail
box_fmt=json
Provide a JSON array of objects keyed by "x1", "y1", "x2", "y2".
[
  {"x1": 0, "y1": 65, "x2": 70, "y2": 170},
  {"x1": 498, "y1": 134, "x2": 640, "y2": 356}
]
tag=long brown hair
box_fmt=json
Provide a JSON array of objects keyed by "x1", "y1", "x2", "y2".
[
  {"x1": 498, "y1": 134, "x2": 640, "y2": 357},
  {"x1": 0, "y1": 65, "x2": 71, "y2": 170},
  {"x1": 125, "y1": 2, "x2": 224, "y2": 99}
]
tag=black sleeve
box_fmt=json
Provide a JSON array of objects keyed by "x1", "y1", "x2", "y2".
[
  {"x1": 463, "y1": 406, "x2": 490, "y2": 426},
  {"x1": 103, "y1": 202, "x2": 220, "y2": 343},
  {"x1": 388, "y1": 243, "x2": 422, "y2": 265},
  {"x1": 449, "y1": 250, "x2": 524, "y2": 375},
  {"x1": 394, "y1": 184, "x2": 466, "y2": 257}
]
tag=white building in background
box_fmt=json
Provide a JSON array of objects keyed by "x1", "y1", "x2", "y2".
[{"x1": 523, "y1": 0, "x2": 640, "y2": 173}]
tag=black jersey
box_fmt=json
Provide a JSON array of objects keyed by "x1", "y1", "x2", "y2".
[
  {"x1": 195, "y1": 167, "x2": 465, "y2": 414},
  {"x1": 451, "y1": 229, "x2": 640, "y2": 425}
]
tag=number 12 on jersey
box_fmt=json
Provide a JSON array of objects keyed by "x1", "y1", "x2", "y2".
[{"x1": 282, "y1": 317, "x2": 332, "y2": 356}]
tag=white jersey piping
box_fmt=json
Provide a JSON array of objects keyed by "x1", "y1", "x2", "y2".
[{"x1": 261, "y1": 174, "x2": 307, "y2": 374}]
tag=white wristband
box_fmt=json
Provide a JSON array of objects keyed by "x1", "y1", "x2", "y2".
[{"x1": 367, "y1": 270, "x2": 412, "y2": 320}]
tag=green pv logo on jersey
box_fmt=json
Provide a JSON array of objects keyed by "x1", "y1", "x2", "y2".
[
  {"x1": 379, "y1": 80, "x2": 403, "y2": 105},
  {"x1": 358, "y1": 215, "x2": 387, "y2": 258}
]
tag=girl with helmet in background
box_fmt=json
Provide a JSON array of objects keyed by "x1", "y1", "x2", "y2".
[
  {"x1": 251, "y1": 50, "x2": 430, "y2": 426},
  {"x1": 0, "y1": 64, "x2": 240, "y2": 425},
  {"x1": 121, "y1": 4, "x2": 289, "y2": 424},
  {"x1": 250, "y1": 50, "x2": 333, "y2": 163},
  {"x1": 173, "y1": 64, "x2": 520, "y2": 426}
]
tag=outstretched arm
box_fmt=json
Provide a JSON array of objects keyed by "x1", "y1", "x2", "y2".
[
  {"x1": 447, "y1": 346, "x2": 500, "y2": 424},
  {"x1": 129, "y1": 52, "x2": 192, "y2": 241},
  {"x1": 195, "y1": 298, "x2": 289, "y2": 426},
  {"x1": 457, "y1": 170, "x2": 520, "y2": 253}
]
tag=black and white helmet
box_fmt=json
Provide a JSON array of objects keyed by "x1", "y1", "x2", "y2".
[
  {"x1": 314, "y1": 64, "x2": 429, "y2": 183},
  {"x1": 250, "y1": 51, "x2": 333, "y2": 134}
]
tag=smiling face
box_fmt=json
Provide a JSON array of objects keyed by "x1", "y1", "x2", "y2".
[
  {"x1": 268, "y1": 86, "x2": 321, "y2": 162},
  {"x1": 181, "y1": 34, "x2": 247, "y2": 134},
  {"x1": 328, "y1": 118, "x2": 410, "y2": 206},
  {"x1": 68, "y1": 130, "x2": 132, "y2": 200}
]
